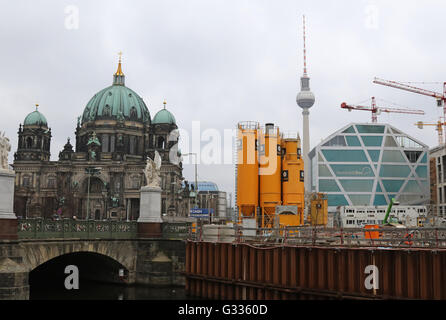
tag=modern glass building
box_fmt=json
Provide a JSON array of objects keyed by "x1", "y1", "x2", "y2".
[{"x1": 309, "y1": 123, "x2": 429, "y2": 212}]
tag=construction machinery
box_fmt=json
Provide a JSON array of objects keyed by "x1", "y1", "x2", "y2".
[
  {"x1": 307, "y1": 193, "x2": 328, "y2": 226},
  {"x1": 363, "y1": 198, "x2": 405, "y2": 241},
  {"x1": 415, "y1": 119, "x2": 446, "y2": 146},
  {"x1": 382, "y1": 198, "x2": 405, "y2": 228},
  {"x1": 341, "y1": 97, "x2": 425, "y2": 123}
]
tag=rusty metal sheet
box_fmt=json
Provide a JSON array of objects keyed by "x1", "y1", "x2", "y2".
[
  {"x1": 317, "y1": 248, "x2": 326, "y2": 290},
  {"x1": 257, "y1": 249, "x2": 264, "y2": 283},
  {"x1": 249, "y1": 246, "x2": 256, "y2": 282},
  {"x1": 298, "y1": 247, "x2": 307, "y2": 288},
  {"x1": 273, "y1": 248, "x2": 280, "y2": 285},
  {"x1": 308, "y1": 248, "x2": 316, "y2": 289},
  {"x1": 290, "y1": 247, "x2": 297, "y2": 287},
  {"x1": 405, "y1": 251, "x2": 418, "y2": 299},
  {"x1": 281, "y1": 247, "x2": 288, "y2": 286},
  {"x1": 326, "y1": 249, "x2": 335, "y2": 291},
  {"x1": 265, "y1": 249, "x2": 272, "y2": 284},
  {"x1": 184, "y1": 241, "x2": 446, "y2": 300}
]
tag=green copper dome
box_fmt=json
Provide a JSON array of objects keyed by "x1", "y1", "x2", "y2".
[
  {"x1": 81, "y1": 85, "x2": 151, "y2": 124},
  {"x1": 152, "y1": 108, "x2": 176, "y2": 125},
  {"x1": 24, "y1": 110, "x2": 48, "y2": 127},
  {"x1": 81, "y1": 61, "x2": 151, "y2": 124}
]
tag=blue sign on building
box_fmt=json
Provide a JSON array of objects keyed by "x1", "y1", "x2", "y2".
[{"x1": 190, "y1": 208, "x2": 214, "y2": 218}]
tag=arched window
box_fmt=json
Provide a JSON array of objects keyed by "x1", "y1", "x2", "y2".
[
  {"x1": 102, "y1": 134, "x2": 109, "y2": 152},
  {"x1": 26, "y1": 137, "x2": 33, "y2": 149},
  {"x1": 47, "y1": 177, "x2": 56, "y2": 188},
  {"x1": 23, "y1": 175, "x2": 31, "y2": 187},
  {"x1": 110, "y1": 135, "x2": 115, "y2": 153},
  {"x1": 44, "y1": 137, "x2": 49, "y2": 151},
  {"x1": 129, "y1": 136, "x2": 136, "y2": 154},
  {"x1": 157, "y1": 136, "x2": 165, "y2": 149},
  {"x1": 130, "y1": 107, "x2": 138, "y2": 120},
  {"x1": 102, "y1": 105, "x2": 111, "y2": 117}
]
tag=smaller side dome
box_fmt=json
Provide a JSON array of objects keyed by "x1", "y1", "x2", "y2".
[
  {"x1": 24, "y1": 105, "x2": 48, "y2": 127},
  {"x1": 152, "y1": 101, "x2": 176, "y2": 125}
]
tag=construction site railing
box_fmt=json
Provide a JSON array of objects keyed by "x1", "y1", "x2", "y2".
[{"x1": 186, "y1": 224, "x2": 446, "y2": 248}]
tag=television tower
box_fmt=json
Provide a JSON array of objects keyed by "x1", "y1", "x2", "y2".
[{"x1": 296, "y1": 15, "x2": 315, "y2": 194}]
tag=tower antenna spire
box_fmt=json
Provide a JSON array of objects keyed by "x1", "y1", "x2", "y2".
[{"x1": 303, "y1": 15, "x2": 307, "y2": 76}]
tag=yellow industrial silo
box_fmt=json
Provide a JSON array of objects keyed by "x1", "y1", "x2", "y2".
[
  {"x1": 236, "y1": 122, "x2": 260, "y2": 224},
  {"x1": 259, "y1": 123, "x2": 282, "y2": 228},
  {"x1": 280, "y1": 133, "x2": 305, "y2": 226}
]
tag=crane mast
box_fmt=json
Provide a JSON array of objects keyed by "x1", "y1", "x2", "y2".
[{"x1": 416, "y1": 120, "x2": 446, "y2": 146}]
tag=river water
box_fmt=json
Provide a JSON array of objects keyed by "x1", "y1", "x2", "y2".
[{"x1": 30, "y1": 281, "x2": 190, "y2": 300}]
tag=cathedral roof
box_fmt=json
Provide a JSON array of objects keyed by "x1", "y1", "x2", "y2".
[
  {"x1": 152, "y1": 101, "x2": 176, "y2": 125},
  {"x1": 81, "y1": 57, "x2": 151, "y2": 125},
  {"x1": 24, "y1": 105, "x2": 48, "y2": 127}
]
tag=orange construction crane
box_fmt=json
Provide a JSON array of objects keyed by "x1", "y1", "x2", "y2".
[
  {"x1": 341, "y1": 97, "x2": 425, "y2": 123},
  {"x1": 415, "y1": 119, "x2": 446, "y2": 146}
]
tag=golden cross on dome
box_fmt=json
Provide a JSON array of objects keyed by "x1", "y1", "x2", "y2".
[
  {"x1": 115, "y1": 51, "x2": 124, "y2": 76},
  {"x1": 35, "y1": 103, "x2": 39, "y2": 111}
]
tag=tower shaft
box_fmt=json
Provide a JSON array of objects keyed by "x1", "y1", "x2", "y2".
[{"x1": 302, "y1": 109, "x2": 310, "y2": 192}]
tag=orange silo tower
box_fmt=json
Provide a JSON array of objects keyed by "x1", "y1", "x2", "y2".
[
  {"x1": 281, "y1": 132, "x2": 305, "y2": 225},
  {"x1": 236, "y1": 121, "x2": 260, "y2": 224},
  {"x1": 259, "y1": 123, "x2": 282, "y2": 228}
]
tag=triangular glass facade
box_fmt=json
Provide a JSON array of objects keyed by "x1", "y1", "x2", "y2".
[{"x1": 310, "y1": 123, "x2": 429, "y2": 211}]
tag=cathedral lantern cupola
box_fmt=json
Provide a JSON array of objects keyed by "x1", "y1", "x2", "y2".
[
  {"x1": 113, "y1": 51, "x2": 125, "y2": 86},
  {"x1": 15, "y1": 104, "x2": 51, "y2": 161},
  {"x1": 149, "y1": 100, "x2": 179, "y2": 161},
  {"x1": 59, "y1": 137, "x2": 74, "y2": 161}
]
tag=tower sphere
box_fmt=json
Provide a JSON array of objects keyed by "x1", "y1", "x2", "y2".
[{"x1": 296, "y1": 90, "x2": 315, "y2": 109}]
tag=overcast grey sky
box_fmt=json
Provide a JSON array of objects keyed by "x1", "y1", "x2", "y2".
[{"x1": 1, "y1": 0, "x2": 445, "y2": 203}]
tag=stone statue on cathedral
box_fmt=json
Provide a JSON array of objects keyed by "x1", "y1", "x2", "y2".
[
  {"x1": 144, "y1": 151, "x2": 162, "y2": 188},
  {"x1": 0, "y1": 131, "x2": 11, "y2": 171}
]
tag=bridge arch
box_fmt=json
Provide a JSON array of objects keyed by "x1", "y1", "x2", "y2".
[
  {"x1": 20, "y1": 240, "x2": 137, "y2": 283},
  {"x1": 28, "y1": 251, "x2": 131, "y2": 299}
]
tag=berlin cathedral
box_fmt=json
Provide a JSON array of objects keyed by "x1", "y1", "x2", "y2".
[{"x1": 12, "y1": 57, "x2": 193, "y2": 220}]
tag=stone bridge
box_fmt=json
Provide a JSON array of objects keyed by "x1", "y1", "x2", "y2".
[{"x1": 0, "y1": 219, "x2": 191, "y2": 299}]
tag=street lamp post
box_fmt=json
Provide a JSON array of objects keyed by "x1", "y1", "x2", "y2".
[{"x1": 183, "y1": 153, "x2": 198, "y2": 207}]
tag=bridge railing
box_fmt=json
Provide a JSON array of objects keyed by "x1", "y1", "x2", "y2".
[
  {"x1": 187, "y1": 224, "x2": 446, "y2": 248},
  {"x1": 162, "y1": 222, "x2": 192, "y2": 240},
  {"x1": 17, "y1": 219, "x2": 138, "y2": 240}
]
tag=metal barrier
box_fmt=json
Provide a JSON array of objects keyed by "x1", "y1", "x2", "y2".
[
  {"x1": 185, "y1": 241, "x2": 446, "y2": 300},
  {"x1": 162, "y1": 222, "x2": 192, "y2": 240},
  {"x1": 187, "y1": 224, "x2": 446, "y2": 248},
  {"x1": 17, "y1": 219, "x2": 137, "y2": 240}
]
